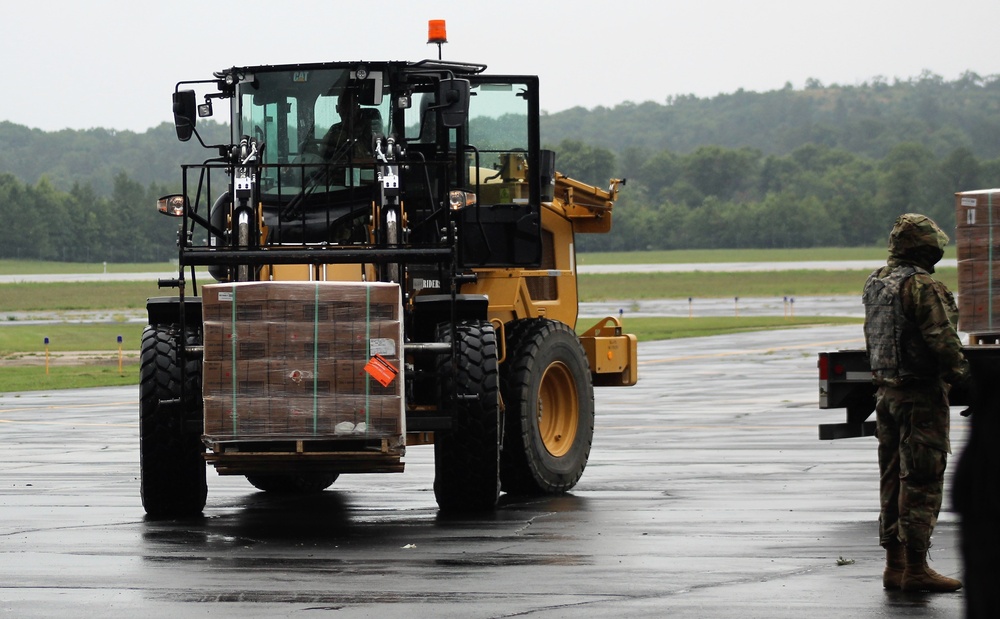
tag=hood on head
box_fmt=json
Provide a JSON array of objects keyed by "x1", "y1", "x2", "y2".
[{"x1": 887, "y1": 213, "x2": 948, "y2": 272}]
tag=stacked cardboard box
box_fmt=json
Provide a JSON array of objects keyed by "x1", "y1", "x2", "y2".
[
  {"x1": 201, "y1": 281, "x2": 403, "y2": 442},
  {"x1": 956, "y1": 189, "x2": 1000, "y2": 334}
]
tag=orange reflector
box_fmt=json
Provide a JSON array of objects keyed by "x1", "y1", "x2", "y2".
[{"x1": 427, "y1": 19, "x2": 447, "y2": 44}]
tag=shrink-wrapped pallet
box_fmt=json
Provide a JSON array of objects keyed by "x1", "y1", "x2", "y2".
[{"x1": 201, "y1": 281, "x2": 403, "y2": 443}]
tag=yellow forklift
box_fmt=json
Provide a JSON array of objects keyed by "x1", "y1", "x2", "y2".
[{"x1": 142, "y1": 27, "x2": 636, "y2": 517}]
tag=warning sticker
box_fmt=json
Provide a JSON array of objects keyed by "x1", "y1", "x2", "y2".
[
  {"x1": 961, "y1": 197, "x2": 978, "y2": 207},
  {"x1": 364, "y1": 355, "x2": 399, "y2": 387}
]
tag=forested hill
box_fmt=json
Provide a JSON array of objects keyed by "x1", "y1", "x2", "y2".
[
  {"x1": 3, "y1": 71, "x2": 998, "y2": 194},
  {"x1": 541, "y1": 71, "x2": 1000, "y2": 160},
  {"x1": 0, "y1": 121, "x2": 230, "y2": 196},
  {"x1": 3, "y1": 71, "x2": 1000, "y2": 260}
]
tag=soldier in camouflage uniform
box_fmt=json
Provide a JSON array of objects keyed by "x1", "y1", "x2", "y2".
[{"x1": 863, "y1": 213, "x2": 969, "y2": 593}]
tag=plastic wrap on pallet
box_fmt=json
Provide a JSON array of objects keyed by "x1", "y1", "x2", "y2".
[
  {"x1": 201, "y1": 281, "x2": 404, "y2": 443},
  {"x1": 956, "y1": 190, "x2": 1000, "y2": 334}
]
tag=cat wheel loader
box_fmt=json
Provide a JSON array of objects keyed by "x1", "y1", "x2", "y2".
[{"x1": 142, "y1": 42, "x2": 636, "y2": 517}]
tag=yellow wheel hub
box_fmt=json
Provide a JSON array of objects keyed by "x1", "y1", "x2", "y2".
[{"x1": 537, "y1": 361, "x2": 578, "y2": 457}]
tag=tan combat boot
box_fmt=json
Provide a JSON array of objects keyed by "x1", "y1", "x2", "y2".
[
  {"x1": 901, "y1": 547, "x2": 962, "y2": 592},
  {"x1": 882, "y1": 541, "x2": 905, "y2": 590}
]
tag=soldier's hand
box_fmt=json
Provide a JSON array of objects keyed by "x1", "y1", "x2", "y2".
[{"x1": 956, "y1": 375, "x2": 981, "y2": 417}]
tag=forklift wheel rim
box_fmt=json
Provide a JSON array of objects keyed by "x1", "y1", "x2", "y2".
[{"x1": 537, "y1": 361, "x2": 578, "y2": 458}]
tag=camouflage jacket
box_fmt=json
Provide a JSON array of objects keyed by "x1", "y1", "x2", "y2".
[{"x1": 863, "y1": 262, "x2": 969, "y2": 387}]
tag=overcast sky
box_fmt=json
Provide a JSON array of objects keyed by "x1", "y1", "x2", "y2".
[{"x1": 6, "y1": 0, "x2": 1000, "y2": 133}]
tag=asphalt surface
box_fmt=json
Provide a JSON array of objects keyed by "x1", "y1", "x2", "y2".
[{"x1": 0, "y1": 324, "x2": 971, "y2": 618}]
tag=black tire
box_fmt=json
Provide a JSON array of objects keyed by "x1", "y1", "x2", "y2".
[
  {"x1": 433, "y1": 320, "x2": 501, "y2": 512},
  {"x1": 245, "y1": 473, "x2": 339, "y2": 494},
  {"x1": 500, "y1": 318, "x2": 595, "y2": 495},
  {"x1": 139, "y1": 325, "x2": 207, "y2": 518}
]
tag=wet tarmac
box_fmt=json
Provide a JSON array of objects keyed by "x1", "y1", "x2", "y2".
[
  {"x1": 579, "y1": 295, "x2": 863, "y2": 319},
  {"x1": 0, "y1": 324, "x2": 969, "y2": 618}
]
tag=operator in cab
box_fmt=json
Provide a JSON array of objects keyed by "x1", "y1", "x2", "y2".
[{"x1": 321, "y1": 90, "x2": 380, "y2": 162}]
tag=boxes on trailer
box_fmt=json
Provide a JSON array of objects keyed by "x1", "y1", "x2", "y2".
[{"x1": 955, "y1": 190, "x2": 1000, "y2": 335}]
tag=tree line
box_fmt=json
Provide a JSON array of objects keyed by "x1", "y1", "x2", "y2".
[
  {"x1": 542, "y1": 71, "x2": 1000, "y2": 161},
  {"x1": 2, "y1": 137, "x2": 990, "y2": 261},
  {"x1": 0, "y1": 173, "x2": 176, "y2": 263},
  {"x1": 554, "y1": 139, "x2": 996, "y2": 251}
]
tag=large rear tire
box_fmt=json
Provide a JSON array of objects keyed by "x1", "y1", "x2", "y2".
[
  {"x1": 433, "y1": 320, "x2": 501, "y2": 512},
  {"x1": 245, "y1": 473, "x2": 338, "y2": 494},
  {"x1": 139, "y1": 325, "x2": 207, "y2": 518},
  {"x1": 500, "y1": 318, "x2": 595, "y2": 495}
]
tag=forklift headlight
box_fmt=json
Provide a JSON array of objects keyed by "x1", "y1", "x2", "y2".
[
  {"x1": 449, "y1": 190, "x2": 476, "y2": 211},
  {"x1": 156, "y1": 194, "x2": 188, "y2": 217}
]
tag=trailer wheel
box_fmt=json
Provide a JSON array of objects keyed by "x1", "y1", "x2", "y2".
[
  {"x1": 500, "y1": 318, "x2": 595, "y2": 495},
  {"x1": 139, "y1": 325, "x2": 207, "y2": 518},
  {"x1": 433, "y1": 320, "x2": 501, "y2": 512},
  {"x1": 245, "y1": 473, "x2": 338, "y2": 494}
]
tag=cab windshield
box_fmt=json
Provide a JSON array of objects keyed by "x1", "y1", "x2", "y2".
[
  {"x1": 236, "y1": 68, "x2": 390, "y2": 196},
  {"x1": 234, "y1": 68, "x2": 389, "y2": 243}
]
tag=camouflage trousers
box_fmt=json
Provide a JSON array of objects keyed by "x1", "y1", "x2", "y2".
[{"x1": 875, "y1": 381, "x2": 952, "y2": 552}]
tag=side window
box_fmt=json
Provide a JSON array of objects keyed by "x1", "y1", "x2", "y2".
[
  {"x1": 285, "y1": 98, "x2": 299, "y2": 156},
  {"x1": 240, "y1": 96, "x2": 299, "y2": 166},
  {"x1": 314, "y1": 96, "x2": 339, "y2": 140},
  {"x1": 467, "y1": 83, "x2": 530, "y2": 205},
  {"x1": 405, "y1": 91, "x2": 439, "y2": 143}
]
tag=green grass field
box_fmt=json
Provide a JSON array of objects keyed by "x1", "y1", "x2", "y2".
[
  {"x1": 0, "y1": 251, "x2": 884, "y2": 392},
  {"x1": 0, "y1": 260, "x2": 179, "y2": 275},
  {"x1": 2, "y1": 281, "x2": 163, "y2": 312},
  {"x1": 0, "y1": 323, "x2": 143, "y2": 392},
  {"x1": 0, "y1": 323, "x2": 145, "y2": 355},
  {"x1": 0, "y1": 365, "x2": 139, "y2": 393}
]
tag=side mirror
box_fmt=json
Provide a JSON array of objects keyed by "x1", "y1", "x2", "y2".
[
  {"x1": 438, "y1": 78, "x2": 470, "y2": 128},
  {"x1": 172, "y1": 90, "x2": 197, "y2": 142},
  {"x1": 156, "y1": 194, "x2": 188, "y2": 217}
]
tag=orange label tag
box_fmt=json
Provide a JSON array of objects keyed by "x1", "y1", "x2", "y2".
[{"x1": 364, "y1": 354, "x2": 399, "y2": 387}]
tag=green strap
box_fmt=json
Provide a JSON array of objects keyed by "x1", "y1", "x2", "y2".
[
  {"x1": 988, "y1": 194, "x2": 995, "y2": 329},
  {"x1": 313, "y1": 283, "x2": 320, "y2": 434},
  {"x1": 230, "y1": 285, "x2": 237, "y2": 435},
  {"x1": 364, "y1": 285, "x2": 371, "y2": 428}
]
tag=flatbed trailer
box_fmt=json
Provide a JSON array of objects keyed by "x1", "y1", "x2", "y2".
[{"x1": 817, "y1": 346, "x2": 996, "y2": 439}]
